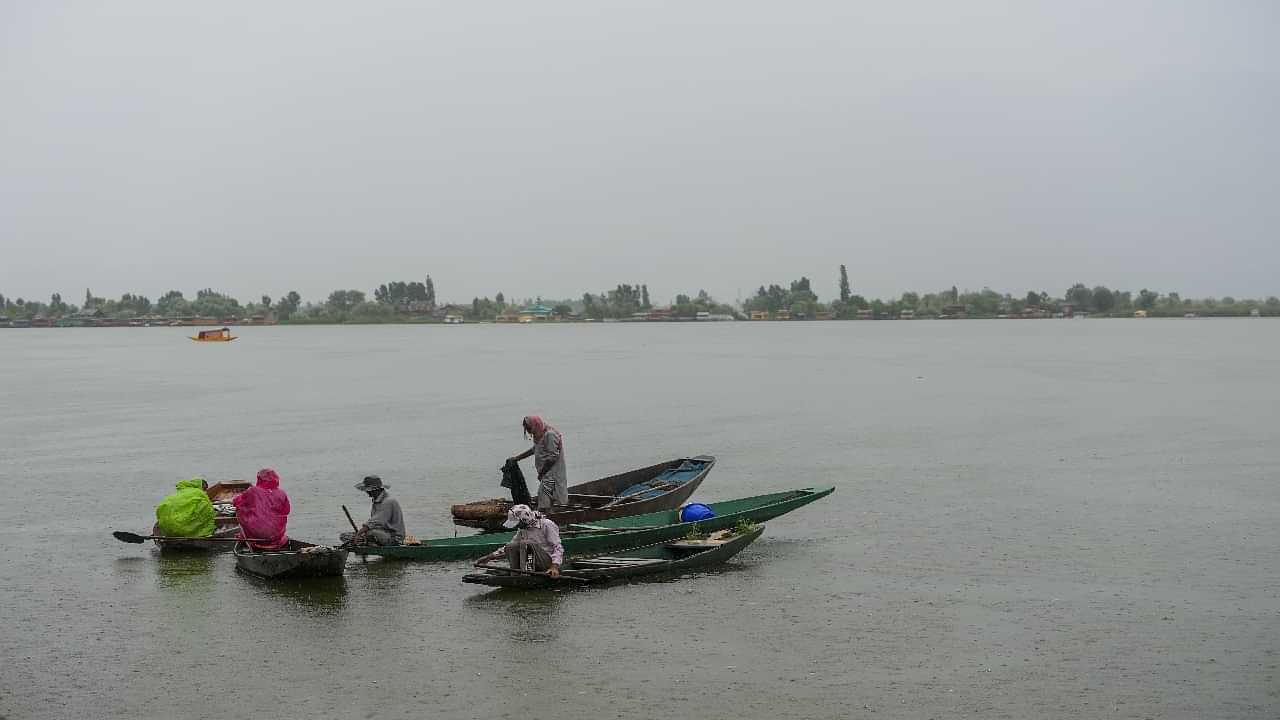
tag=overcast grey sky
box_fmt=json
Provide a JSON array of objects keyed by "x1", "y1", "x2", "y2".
[{"x1": 2, "y1": 1, "x2": 1276, "y2": 306}]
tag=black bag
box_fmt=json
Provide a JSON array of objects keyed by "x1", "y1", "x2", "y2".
[{"x1": 500, "y1": 458, "x2": 532, "y2": 506}]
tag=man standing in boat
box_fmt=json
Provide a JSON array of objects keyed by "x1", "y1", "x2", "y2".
[
  {"x1": 476, "y1": 504, "x2": 563, "y2": 578},
  {"x1": 508, "y1": 415, "x2": 568, "y2": 511},
  {"x1": 343, "y1": 475, "x2": 406, "y2": 546}
]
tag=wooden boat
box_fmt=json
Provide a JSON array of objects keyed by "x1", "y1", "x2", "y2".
[
  {"x1": 234, "y1": 540, "x2": 348, "y2": 579},
  {"x1": 352, "y1": 485, "x2": 834, "y2": 562},
  {"x1": 450, "y1": 456, "x2": 716, "y2": 532},
  {"x1": 153, "y1": 480, "x2": 251, "y2": 553},
  {"x1": 463, "y1": 524, "x2": 765, "y2": 589},
  {"x1": 190, "y1": 327, "x2": 236, "y2": 342}
]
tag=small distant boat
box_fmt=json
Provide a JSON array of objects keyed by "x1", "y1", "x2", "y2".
[
  {"x1": 190, "y1": 327, "x2": 236, "y2": 342},
  {"x1": 450, "y1": 456, "x2": 715, "y2": 532},
  {"x1": 153, "y1": 480, "x2": 250, "y2": 553},
  {"x1": 463, "y1": 524, "x2": 765, "y2": 589},
  {"x1": 234, "y1": 540, "x2": 348, "y2": 579}
]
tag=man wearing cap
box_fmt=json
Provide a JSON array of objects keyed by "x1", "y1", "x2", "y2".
[
  {"x1": 476, "y1": 504, "x2": 563, "y2": 578},
  {"x1": 342, "y1": 475, "x2": 406, "y2": 546}
]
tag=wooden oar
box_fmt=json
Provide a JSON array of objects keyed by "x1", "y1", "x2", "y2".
[
  {"x1": 473, "y1": 561, "x2": 591, "y2": 583},
  {"x1": 564, "y1": 523, "x2": 665, "y2": 533},
  {"x1": 601, "y1": 481, "x2": 680, "y2": 508},
  {"x1": 112, "y1": 531, "x2": 266, "y2": 544}
]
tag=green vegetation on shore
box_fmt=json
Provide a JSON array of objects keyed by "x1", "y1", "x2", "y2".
[{"x1": 2, "y1": 269, "x2": 1277, "y2": 324}]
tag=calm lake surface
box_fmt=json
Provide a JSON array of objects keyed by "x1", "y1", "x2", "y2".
[{"x1": 1, "y1": 320, "x2": 1277, "y2": 719}]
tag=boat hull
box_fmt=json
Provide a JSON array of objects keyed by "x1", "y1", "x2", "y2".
[
  {"x1": 463, "y1": 525, "x2": 765, "y2": 589},
  {"x1": 354, "y1": 485, "x2": 834, "y2": 562},
  {"x1": 451, "y1": 456, "x2": 716, "y2": 532},
  {"x1": 234, "y1": 540, "x2": 348, "y2": 579}
]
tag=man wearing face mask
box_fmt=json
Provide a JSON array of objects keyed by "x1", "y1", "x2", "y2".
[
  {"x1": 476, "y1": 504, "x2": 563, "y2": 578},
  {"x1": 342, "y1": 475, "x2": 406, "y2": 546}
]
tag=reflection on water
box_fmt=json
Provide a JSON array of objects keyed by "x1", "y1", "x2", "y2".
[
  {"x1": 359, "y1": 558, "x2": 411, "y2": 591},
  {"x1": 154, "y1": 552, "x2": 217, "y2": 591},
  {"x1": 464, "y1": 586, "x2": 570, "y2": 643},
  {"x1": 236, "y1": 572, "x2": 349, "y2": 614}
]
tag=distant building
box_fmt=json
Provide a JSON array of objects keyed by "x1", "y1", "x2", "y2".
[
  {"x1": 433, "y1": 303, "x2": 469, "y2": 321},
  {"x1": 774, "y1": 310, "x2": 791, "y2": 321},
  {"x1": 814, "y1": 311, "x2": 835, "y2": 321},
  {"x1": 940, "y1": 304, "x2": 967, "y2": 319},
  {"x1": 518, "y1": 303, "x2": 556, "y2": 322},
  {"x1": 1251, "y1": 308, "x2": 1262, "y2": 318},
  {"x1": 855, "y1": 309, "x2": 874, "y2": 320},
  {"x1": 1134, "y1": 310, "x2": 1149, "y2": 318},
  {"x1": 750, "y1": 311, "x2": 769, "y2": 321},
  {"x1": 898, "y1": 309, "x2": 915, "y2": 319}
]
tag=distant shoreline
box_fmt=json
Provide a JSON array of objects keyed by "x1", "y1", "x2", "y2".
[{"x1": 1, "y1": 314, "x2": 1271, "y2": 329}]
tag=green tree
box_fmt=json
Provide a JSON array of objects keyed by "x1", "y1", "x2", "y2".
[
  {"x1": 1065, "y1": 283, "x2": 1092, "y2": 310},
  {"x1": 1136, "y1": 289, "x2": 1159, "y2": 310},
  {"x1": 495, "y1": 292, "x2": 505, "y2": 306},
  {"x1": 425, "y1": 276, "x2": 436, "y2": 306},
  {"x1": 1092, "y1": 286, "x2": 1115, "y2": 313},
  {"x1": 839, "y1": 265, "x2": 851, "y2": 304},
  {"x1": 157, "y1": 290, "x2": 188, "y2": 317},
  {"x1": 349, "y1": 301, "x2": 396, "y2": 323},
  {"x1": 641, "y1": 285, "x2": 651, "y2": 309}
]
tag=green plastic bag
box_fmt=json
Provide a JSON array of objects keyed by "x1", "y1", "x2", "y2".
[{"x1": 155, "y1": 478, "x2": 215, "y2": 537}]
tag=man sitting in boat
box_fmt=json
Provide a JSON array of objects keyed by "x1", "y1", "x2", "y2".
[
  {"x1": 342, "y1": 475, "x2": 405, "y2": 546},
  {"x1": 508, "y1": 415, "x2": 568, "y2": 512},
  {"x1": 232, "y1": 468, "x2": 291, "y2": 549},
  {"x1": 155, "y1": 477, "x2": 215, "y2": 538},
  {"x1": 477, "y1": 504, "x2": 563, "y2": 578}
]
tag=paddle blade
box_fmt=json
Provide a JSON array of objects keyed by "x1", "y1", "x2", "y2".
[{"x1": 113, "y1": 531, "x2": 148, "y2": 544}]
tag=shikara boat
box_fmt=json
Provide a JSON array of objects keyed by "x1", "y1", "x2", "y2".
[
  {"x1": 450, "y1": 456, "x2": 716, "y2": 532},
  {"x1": 190, "y1": 327, "x2": 236, "y2": 342},
  {"x1": 234, "y1": 540, "x2": 348, "y2": 579},
  {"x1": 352, "y1": 485, "x2": 834, "y2": 562},
  {"x1": 153, "y1": 481, "x2": 250, "y2": 553},
  {"x1": 463, "y1": 524, "x2": 765, "y2": 589}
]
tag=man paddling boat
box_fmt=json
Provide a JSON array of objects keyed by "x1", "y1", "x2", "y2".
[
  {"x1": 341, "y1": 475, "x2": 406, "y2": 546},
  {"x1": 476, "y1": 504, "x2": 564, "y2": 578}
]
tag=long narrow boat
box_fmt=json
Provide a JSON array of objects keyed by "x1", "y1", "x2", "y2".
[
  {"x1": 153, "y1": 481, "x2": 250, "y2": 553},
  {"x1": 234, "y1": 540, "x2": 348, "y2": 579},
  {"x1": 450, "y1": 456, "x2": 716, "y2": 532},
  {"x1": 463, "y1": 524, "x2": 765, "y2": 589},
  {"x1": 352, "y1": 485, "x2": 834, "y2": 562}
]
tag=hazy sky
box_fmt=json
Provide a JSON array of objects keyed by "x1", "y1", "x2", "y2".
[{"x1": 2, "y1": 1, "x2": 1277, "y2": 306}]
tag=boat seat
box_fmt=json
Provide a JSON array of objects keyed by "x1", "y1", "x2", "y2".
[{"x1": 574, "y1": 557, "x2": 665, "y2": 566}]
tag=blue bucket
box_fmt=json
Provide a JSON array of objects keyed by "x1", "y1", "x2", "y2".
[{"x1": 679, "y1": 503, "x2": 715, "y2": 523}]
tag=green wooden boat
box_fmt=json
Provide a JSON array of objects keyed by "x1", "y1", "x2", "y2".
[
  {"x1": 462, "y1": 525, "x2": 766, "y2": 589},
  {"x1": 350, "y1": 485, "x2": 834, "y2": 562}
]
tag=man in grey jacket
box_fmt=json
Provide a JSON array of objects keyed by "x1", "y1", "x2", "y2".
[{"x1": 342, "y1": 475, "x2": 406, "y2": 546}]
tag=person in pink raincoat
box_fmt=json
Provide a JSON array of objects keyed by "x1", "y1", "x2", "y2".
[{"x1": 232, "y1": 468, "x2": 291, "y2": 548}]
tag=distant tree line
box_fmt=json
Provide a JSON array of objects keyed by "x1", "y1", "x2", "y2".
[{"x1": 4, "y1": 268, "x2": 1279, "y2": 323}]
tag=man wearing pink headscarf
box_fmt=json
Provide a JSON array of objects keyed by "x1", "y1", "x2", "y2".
[
  {"x1": 232, "y1": 468, "x2": 291, "y2": 549},
  {"x1": 508, "y1": 415, "x2": 568, "y2": 511}
]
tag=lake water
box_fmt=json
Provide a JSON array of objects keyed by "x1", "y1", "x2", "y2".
[{"x1": 1, "y1": 320, "x2": 1276, "y2": 719}]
